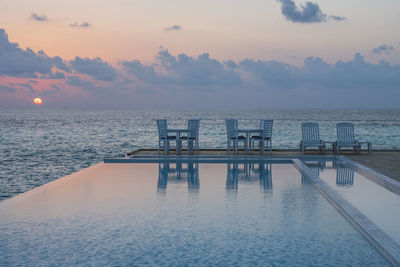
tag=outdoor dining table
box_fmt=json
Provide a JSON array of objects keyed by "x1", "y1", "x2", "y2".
[
  {"x1": 238, "y1": 128, "x2": 263, "y2": 153},
  {"x1": 167, "y1": 129, "x2": 190, "y2": 154}
]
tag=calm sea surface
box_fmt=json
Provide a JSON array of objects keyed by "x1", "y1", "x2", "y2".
[{"x1": 1, "y1": 109, "x2": 400, "y2": 201}]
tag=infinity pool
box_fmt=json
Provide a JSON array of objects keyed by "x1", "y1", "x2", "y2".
[{"x1": 0, "y1": 162, "x2": 390, "y2": 265}]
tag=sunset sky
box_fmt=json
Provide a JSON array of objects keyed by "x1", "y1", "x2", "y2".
[{"x1": 1, "y1": 0, "x2": 399, "y2": 109}]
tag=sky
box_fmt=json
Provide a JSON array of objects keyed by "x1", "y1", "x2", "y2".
[{"x1": 0, "y1": 0, "x2": 399, "y2": 109}]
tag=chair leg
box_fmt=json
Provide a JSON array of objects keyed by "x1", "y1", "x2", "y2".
[
  {"x1": 235, "y1": 141, "x2": 238, "y2": 155},
  {"x1": 262, "y1": 141, "x2": 265, "y2": 154},
  {"x1": 188, "y1": 140, "x2": 193, "y2": 154}
]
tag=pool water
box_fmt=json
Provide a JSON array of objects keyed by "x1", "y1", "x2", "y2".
[
  {"x1": 0, "y1": 162, "x2": 389, "y2": 266},
  {"x1": 305, "y1": 160, "x2": 400, "y2": 245}
]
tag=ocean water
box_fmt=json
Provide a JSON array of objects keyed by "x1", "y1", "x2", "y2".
[{"x1": 1, "y1": 109, "x2": 400, "y2": 201}]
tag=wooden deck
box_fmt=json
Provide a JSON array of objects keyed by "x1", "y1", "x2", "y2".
[{"x1": 127, "y1": 149, "x2": 400, "y2": 182}]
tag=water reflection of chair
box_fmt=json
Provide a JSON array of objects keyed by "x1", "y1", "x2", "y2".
[
  {"x1": 336, "y1": 166, "x2": 354, "y2": 186},
  {"x1": 258, "y1": 162, "x2": 272, "y2": 190},
  {"x1": 226, "y1": 162, "x2": 272, "y2": 191},
  {"x1": 302, "y1": 161, "x2": 326, "y2": 184},
  {"x1": 157, "y1": 162, "x2": 199, "y2": 192}
]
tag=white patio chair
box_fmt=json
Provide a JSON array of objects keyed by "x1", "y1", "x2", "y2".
[
  {"x1": 335, "y1": 122, "x2": 361, "y2": 154},
  {"x1": 225, "y1": 119, "x2": 246, "y2": 155},
  {"x1": 156, "y1": 119, "x2": 177, "y2": 154},
  {"x1": 299, "y1": 122, "x2": 325, "y2": 153},
  {"x1": 179, "y1": 119, "x2": 200, "y2": 154},
  {"x1": 250, "y1": 119, "x2": 273, "y2": 154}
]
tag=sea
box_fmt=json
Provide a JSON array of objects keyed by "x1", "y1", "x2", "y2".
[{"x1": 1, "y1": 109, "x2": 400, "y2": 201}]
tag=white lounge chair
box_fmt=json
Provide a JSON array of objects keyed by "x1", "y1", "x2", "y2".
[
  {"x1": 250, "y1": 119, "x2": 273, "y2": 154},
  {"x1": 156, "y1": 119, "x2": 177, "y2": 154},
  {"x1": 299, "y1": 122, "x2": 325, "y2": 153},
  {"x1": 179, "y1": 119, "x2": 200, "y2": 154},
  {"x1": 335, "y1": 122, "x2": 361, "y2": 154},
  {"x1": 225, "y1": 119, "x2": 246, "y2": 155}
]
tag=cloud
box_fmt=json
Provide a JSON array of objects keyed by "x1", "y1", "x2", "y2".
[
  {"x1": 330, "y1": 15, "x2": 346, "y2": 21},
  {"x1": 238, "y1": 53, "x2": 400, "y2": 91},
  {"x1": 70, "y1": 57, "x2": 117, "y2": 81},
  {"x1": 30, "y1": 13, "x2": 49, "y2": 22},
  {"x1": 164, "y1": 25, "x2": 181, "y2": 31},
  {"x1": 121, "y1": 49, "x2": 241, "y2": 87},
  {"x1": 372, "y1": 44, "x2": 395, "y2": 54},
  {"x1": 7, "y1": 82, "x2": 35, "y2": 93},
  {"x1": 0, "y1": 84, "x2": 15, "y2": 93},
  {"x1": 70, "y1": 22, "x2": 92, "y2": 28},
  {"x1": 66, "y1": 76, "x2": 95, "y2": 88},
  {"x1": 40, "y1": 84, "x2": 61, "y2": 96},
  {"x1": 277, "y1": 0, "x2": 345, "y2": 23},
  {"x1": 52, "y1": 56, "x2": 71, "y2": 72},
  {"x1": 0, "y1": 29, "x2": 55, "y2": 77},
  {"x1": 1, "y1": 26, "x2": 399, "y2": 108},
  {"x1": 40, "y1": 71, "x2": 66, "y2": 79}
]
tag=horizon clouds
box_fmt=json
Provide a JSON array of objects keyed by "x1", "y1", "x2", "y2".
[{"x1": 0, "y1": 28, "x2": 399, "y2": 109}]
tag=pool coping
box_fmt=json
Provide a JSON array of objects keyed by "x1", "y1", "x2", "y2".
[{"x1": 104, "y1": 154, "x2": 400, "y2": 265}]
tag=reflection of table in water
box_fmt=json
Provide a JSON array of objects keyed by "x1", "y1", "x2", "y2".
[
  {"x1": 226, "y1": 162, "x2": 272, "y2": 191},
  {"x1": 158, "y1": 162, "x2": 199, "y2": 191}
]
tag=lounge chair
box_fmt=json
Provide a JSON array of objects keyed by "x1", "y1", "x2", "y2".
[
  {"x1": 299, "y1": 122, "x2": 325, "y2": 153},
  {"x1": 156, "y1": 119, "x2": 177, "y2": 154},
  {"x1": 335, "y1": 122, "x2": 361, "y2": 154},
  {"x1": 179, "y1": 119, "x2": 200, "y2": 154},
  {"x1": 250, "y1": 119, "x2": 273, "y2": 154},
  {"x1": 225, "y1": 119, "x2": 246, "y2": 155}
]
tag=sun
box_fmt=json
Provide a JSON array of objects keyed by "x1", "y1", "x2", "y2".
[{"x1": 34, "y1": 97, "x2": 42, "y2": 105}]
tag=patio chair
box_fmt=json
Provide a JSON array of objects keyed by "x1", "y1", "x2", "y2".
[
  {"x1": 225, "y1": 119, "x2": 246, "y2": 155},
  {"x1": 299, "y1": 122, "x2": 325, "y2": 153},
  {"x1": 335, "y1": 122, "x2": 361, "y2": 154},
  {"x1": 156, "y1": 119, "x2": 177, "y2": 154},
  {"x1": 179, "y1": 119, "x2": 200, "y2": 154},
  {"x1": 250, "y1": 119, "x2": 273, "y2": 154}
]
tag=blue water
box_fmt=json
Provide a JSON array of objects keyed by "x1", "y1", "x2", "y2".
[
  {"x1": 0, "y1": 162, "x2": 390, "y2": 265},
  {"x1": 1, "y1": 109, "x2": 400, "y2": 201},
  {"x1": 304, "y1": 160, "x2": 400, "y2": 244}
]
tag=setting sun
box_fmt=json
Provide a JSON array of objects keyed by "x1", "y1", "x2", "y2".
[{"x1": 34, "y1": 97, "x2": 42, "y2": 105}]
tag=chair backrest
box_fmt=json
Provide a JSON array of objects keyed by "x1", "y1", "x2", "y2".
[
  {"x1": 337, "y1": 122, "x2": 355, "y2": 143},
  {"x1": 225, "y1": 119, "x2": 238, "y2": 139},
  {"x1": 302, "y1": 122, "x2": 320, "y2": 142},
  {"x1": 157, "y1": 119, "x2": 168, "y2": 139},
  {"x1": 187, "y1": 119, "x2": 200, "y2": 138},
  {"x1": 260, "y1": 119, "x2": 273, "y2": 139}
]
